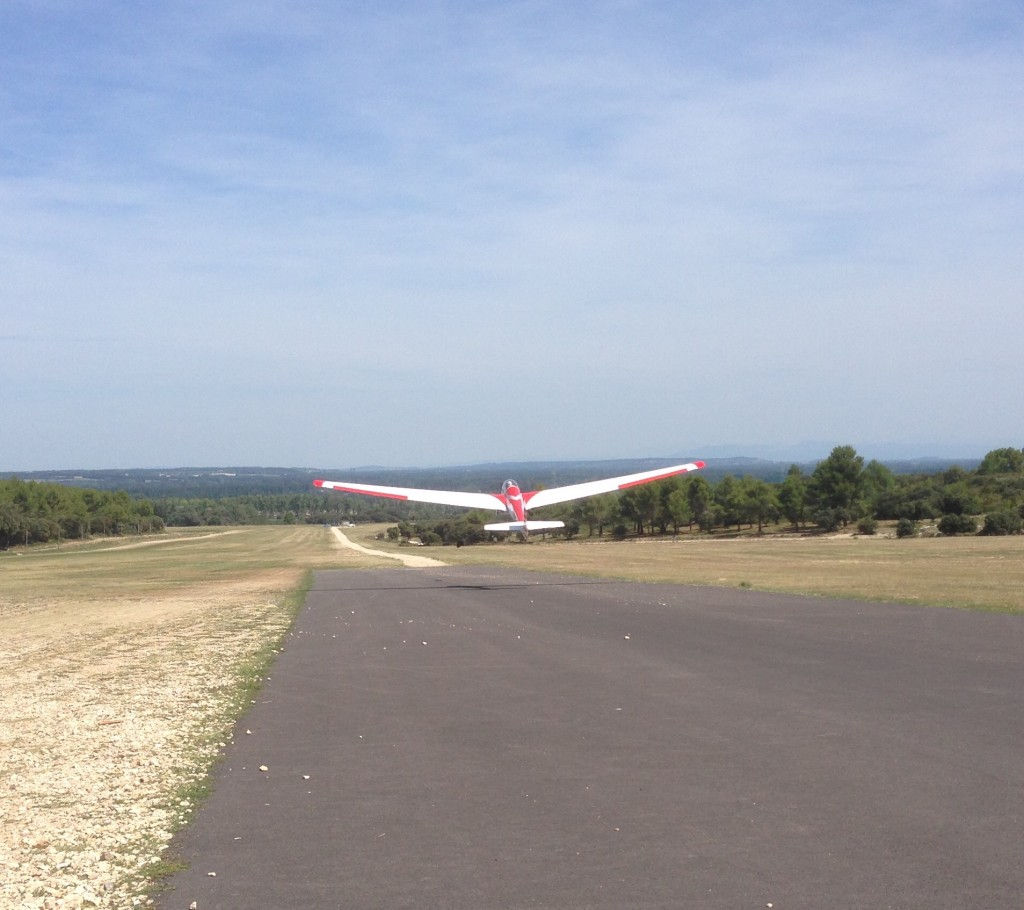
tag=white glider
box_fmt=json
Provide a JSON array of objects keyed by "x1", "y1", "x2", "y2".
[{"x1": 313, "y1": 461, "x2": 705, "y2": 534}]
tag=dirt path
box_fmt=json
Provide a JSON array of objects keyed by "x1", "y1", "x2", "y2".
[
  {"x1": 95, "y1": 529, "x2": 248, "y2": 552},
  {"x1": 330, "y1": 527, "x2": 446, "y2": 567}
]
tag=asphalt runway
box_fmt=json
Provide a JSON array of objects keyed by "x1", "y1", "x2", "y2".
[{"x1": 157, "y1": 566, "x2": 1023, "y2": 909}]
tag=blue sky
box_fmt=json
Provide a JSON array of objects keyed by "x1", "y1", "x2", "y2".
[{"x1": 2, "y1": 1, "x2": 1022, "y2": 470}]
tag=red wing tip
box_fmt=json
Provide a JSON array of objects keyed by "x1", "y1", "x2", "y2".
[
  {"x1": 693, "y1": 460, "x2": 706, "y2": 470},
  {"x1": 313, "y1": 479, "x2": 324, "y2": 487}
]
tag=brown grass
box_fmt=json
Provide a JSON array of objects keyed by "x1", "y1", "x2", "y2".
[{"x1": 352, "y1": 525, "x2": 1024, "y2": 613}]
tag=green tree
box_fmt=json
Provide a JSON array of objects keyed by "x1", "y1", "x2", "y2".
[
  {"x1": 742, "y1": 476, "x2": 779, "y2": 533},
  {"x1": 666, "y1": 487, "x2": 692, "y2": 533},
  {"x1": 590, "y1": 494, "x2": 618, "y2": 537},
  {"x1": 778, "y1": 465, "x2": 808, "y2": 529},
  {"x1": 60, "y1": 501, "x2": 91, "y2": 539},
  {"x1": 977, "y1": 447, "x2": 1024, "y2": 474},
  {"x1": 861, "y1": 460, "x2": 896, "y2": 515},
  {"x1": 619, "y1": 485, "x2": 658, "y2": 535},
  {"x1": 0, "y1": 502, "x2": 23, "y2": 548},
  {"x1": 881, "y1": 475, "x2": 940, "y2": 521},
  {"x1": 571, "y1": 499, "x2": 598, "y2": 537},
  {"x1": 687, "y1": 476, "x2": 712, "y2": 531},
  {"x1": 654, "y1": 479, "x2": 682, "y2": 534},
  {"x1": 936, "y1": 483, "x2": 981, "y2": 516},
  {"x1": 713, "y1": 475, "x2": 743, "y2": 531},
  {"x1": 810, "y1": 445, "x2": 866, "y2": 526}
]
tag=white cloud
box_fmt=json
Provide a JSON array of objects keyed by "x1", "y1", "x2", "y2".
[{"x1": 1, "y1": 1, "x2": 1022, "y2": 468}]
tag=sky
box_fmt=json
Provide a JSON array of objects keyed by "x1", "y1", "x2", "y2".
[{"x1": 2, "y1": 0, "x2": 1022, "y2": 470}]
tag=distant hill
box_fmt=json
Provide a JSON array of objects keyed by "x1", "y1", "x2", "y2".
[{"x1": 3, "y1": 454, "x2": 981, "y2": 499}]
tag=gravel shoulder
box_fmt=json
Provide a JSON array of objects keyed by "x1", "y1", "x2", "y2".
[
  {"x1": 0, "y1": 577, "x2": 297, "y2": 909},
  {"x1": 0, "y1": 526, "x2": 356, "y2": 909}
]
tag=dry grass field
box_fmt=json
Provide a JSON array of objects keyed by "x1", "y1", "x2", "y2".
[
  {"x1": 0, "y1": 526, "x2": 389, "y2": 910},
  {"x1": 2, "y1": 523, "x2": 1020, "y2": 908},
  {"x1": 352, "y1": 525, "x2": 1024, "y2": 613}
]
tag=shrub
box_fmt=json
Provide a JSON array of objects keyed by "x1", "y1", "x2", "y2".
[
  {"x1": 814, "y1": 509, "x2": 843, "y2": 532},
  {"x1": 979, "y1": 511, "x2": 1023, "y2": 536},
  {"x1": 937, "y1": 513, "x2": 977, "y2": 536},
  {"x1": 896, "y1": 518, "x2": 917, "y2": 538},
  {"x1": 856, "y1": 516, "x2": 877, "y2": 535}
]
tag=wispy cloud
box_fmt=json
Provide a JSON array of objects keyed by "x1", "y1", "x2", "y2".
[{"x1": 1, "y1": 1, "x2": 1022, "y2": 468}]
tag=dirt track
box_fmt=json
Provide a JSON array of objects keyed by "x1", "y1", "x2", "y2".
[{"x1": 330, "y1": 526, "x2": 446, "y2": 567}]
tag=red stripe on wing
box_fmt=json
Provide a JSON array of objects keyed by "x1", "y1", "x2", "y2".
[
  {"x1": 323, "y1": 483, "x2": 409, "y2": 501},
  {"x1": 617, "y1": 462, "x2": 704, "y2": 490}
]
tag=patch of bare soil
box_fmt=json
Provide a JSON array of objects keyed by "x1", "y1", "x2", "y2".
[{"x1": 0, "y1": 572, "x2": 301, "y2": 909}]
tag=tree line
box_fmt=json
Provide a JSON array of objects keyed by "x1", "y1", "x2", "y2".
[
  {"x1": 0, "y1": 480, "x2": 401, "y2": 548},
  {"x1": 0, "y1": 477, "x2": 164, "y2": 548},
  {"x1": 386, "y1": 446, "x2": 1024, "y2": 545},
  {"x1": 3, "y1": 446, "x2": 1022, "y2": 550}
]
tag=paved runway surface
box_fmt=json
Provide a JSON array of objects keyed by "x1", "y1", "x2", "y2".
[{"x1": 157, "y1": 566, "x2": 1023, "y2": 909}]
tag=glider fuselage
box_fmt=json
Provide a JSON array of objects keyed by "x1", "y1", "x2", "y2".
[{"x1": 499, "y1": 480, "x2": 528, "y2": 523}]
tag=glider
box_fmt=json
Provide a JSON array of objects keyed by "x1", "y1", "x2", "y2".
[{"x1": 313, "y1": 461, "x2": 705, "y2": 534}]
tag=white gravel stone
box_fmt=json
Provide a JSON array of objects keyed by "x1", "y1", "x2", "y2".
[{"x1": 1, "y1": 586, "x2": 294, "y2": 909}]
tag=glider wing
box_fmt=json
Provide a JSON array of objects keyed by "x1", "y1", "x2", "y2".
[
  {"x1": 313, "y1": 478, "x2": 507, "y2": 512},
  {"x1": 524, "y1": 461, "x2": 705, "y2": 510}
]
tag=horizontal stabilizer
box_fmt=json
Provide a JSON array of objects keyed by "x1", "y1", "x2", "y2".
[{"x1": 484, "y1": 520, "x2": 565, "y2": 533}]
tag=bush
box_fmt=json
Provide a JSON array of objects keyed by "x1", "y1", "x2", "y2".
[
  {"x1": 896, "y1": 518, "x2": 917, "y2": 538},
  {"x1": 979, "y1": 511, "x2": 1023, "y2": 536},
  {"x1": 856, "y1": 516, "x2": 877, "y2": 535},
  {"x1": 936, "y1": 486, "x2": 981, "y2": 516},
  {"x1": 937, "y1": 513, "x2": 977, "y2": 536},
  {"x1": 813, "y1": 509, "x2": 843, "y2": 532}
]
